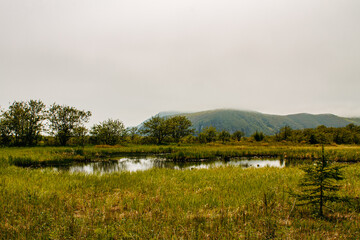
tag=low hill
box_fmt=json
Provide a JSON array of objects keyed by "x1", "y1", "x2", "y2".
[{"x1": 149, "y1": 109, "x2": 360, "y2": 136}]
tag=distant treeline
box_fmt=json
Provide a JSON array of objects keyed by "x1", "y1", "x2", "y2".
[
  {"x1": 1, "y1": 100, "x2": 359, "y2": 146},
  {"x1": 273, "y1": 124, "x2": 360, "y2": 144}
]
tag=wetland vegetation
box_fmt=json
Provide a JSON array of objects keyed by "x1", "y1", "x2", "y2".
[
  {"x1": 1, "y1": 100, "x2": 360, "y2": 239},
  {"x1": 1, "y1": 154, "x2": 360, "y2": 239},
  {"x1": 1, "y1": 144, "x2": 360, "y2": 239}
]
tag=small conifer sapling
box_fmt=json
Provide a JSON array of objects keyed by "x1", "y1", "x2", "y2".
[{"x1": 295, "y1": 145, "x2": 344, "y2": 217}]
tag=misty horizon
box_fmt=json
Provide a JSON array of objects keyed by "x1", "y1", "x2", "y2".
[{"x1": 1, "y1": 0, "x2": 359, "y2": 126}]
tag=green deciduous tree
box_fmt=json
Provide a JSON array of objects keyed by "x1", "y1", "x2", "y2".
[
  {"x1": 199, "y1": 126, "x2": 218, "y2": 143},
  {"x1": 167, "y1": 116, "x2": 193, "y2": 142},
  {"x1": 24, "y1": 100, "x2": 47, "y2": 146},
  {"x1": 72, "y1": 126, "x2": 88, "y2": 146},
  {"x1": 295, "y1": 146, "x2": 345, "y2": 217},
  {"x1": 91, "y1": 119, "x2": 126, "y2": 145},
  {"x1": 141, "y1": 115, "x2": 168, "y2": 144},
  {"x1": 48, "y1": 104, "x2": 91, "y2": 146},
  {"x1": 140, "y1": 115, "x2": 193, "y2": 144},
  {"x1": 232, "y1": 130, "x2": 244, "y2": 141},
  {"x1": 218, "y1": 130, "x2": 231, "y2": 143},
  {"x1": 127, "y1": 127, "x2": 140, "y2": 142},
  {"x1": 1, "y1": 100, "x2": 46, "y2": 146},
  {"x1": 0, "y1": 118, "x2": 11, "y2": 146}
]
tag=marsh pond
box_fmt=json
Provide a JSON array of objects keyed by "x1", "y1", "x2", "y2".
[{"x1": 37, "y1": 156, "x2": 289, "y2": 174}]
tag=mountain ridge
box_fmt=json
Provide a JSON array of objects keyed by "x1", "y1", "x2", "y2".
[{"x1": 147, "y1": 109, "x2": 360, "y2": 136}]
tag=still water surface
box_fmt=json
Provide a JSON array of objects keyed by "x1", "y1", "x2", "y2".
[{"x1": 45, "y1": 156, "x2": 286, "y2": 174}]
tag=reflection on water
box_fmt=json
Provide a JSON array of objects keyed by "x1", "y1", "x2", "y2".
[{"x1": 47, "y1": 157, "x2": 286, "y2": 174}]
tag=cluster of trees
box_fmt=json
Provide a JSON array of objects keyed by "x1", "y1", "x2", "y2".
[
  {"x1": 193, "y1": 124, "x2": 360, "y2": 145},
  {"x1": 2, "y1": 100, "x2": 360, "y2": 147},
  {"x1": 0, "y1": 100, "x2": 246, "y2": 146},
  {"x1": 141, "y1": 115, "x2": 193, "y2": 144},
  {"x1": 138, "y1": 118, "x2": 245, "y2": 144},
  {"x1": 274, "y1": 124, "x2": 360, "y2": 144},
  {"x1": 196, "y1": 127, "x2": 244, "y2": 144},
  {"x1": 0, "y1": 100, "x2": 136, "y2": 147},
  {"x1": 0, "y1": 100, "x2": 196, "y2": 146},
  {"x1": 0, "y1": 100, "x2": 91, "y2": 146}
]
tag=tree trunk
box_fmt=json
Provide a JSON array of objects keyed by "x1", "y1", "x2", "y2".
[{"x1": 319, "y1": 185, "x2": 323, "y2": 216}]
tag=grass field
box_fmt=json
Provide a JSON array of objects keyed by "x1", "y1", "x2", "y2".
[{"x1": 1, "y1": 144, "x2": 360, "y2": 239}]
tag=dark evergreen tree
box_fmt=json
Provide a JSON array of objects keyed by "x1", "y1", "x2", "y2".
[
  {"x1": 278, "y1": 125, "x2": 293, "y2": 141},
  {"x1": 252, "y1": 131, "x2": 264, "y2": 141},
  {"x1": 295, "y1": 146, "x2": 345, "y2": 217}
]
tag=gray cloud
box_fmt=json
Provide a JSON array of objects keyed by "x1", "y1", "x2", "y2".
[{"x1": 1, "y1": 0, "x2": 360, "y2": 126}]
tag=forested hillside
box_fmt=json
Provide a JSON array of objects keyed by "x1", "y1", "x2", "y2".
[{"x1": 154, "y1": 109, "x2": 360, "y2": 136}]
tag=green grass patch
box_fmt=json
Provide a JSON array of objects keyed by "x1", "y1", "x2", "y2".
[{"x1": 0, "y1": 161, "x2": 360, "y2": 239}]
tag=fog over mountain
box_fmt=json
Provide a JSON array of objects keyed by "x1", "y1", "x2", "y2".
[{"x1": 149, "y1": 109, "x2": 360, "y2": 136}]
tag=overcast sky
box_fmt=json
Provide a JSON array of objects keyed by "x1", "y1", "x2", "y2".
[{"x1": 1, "y1": 0, "x2": 359, "y2": 126}]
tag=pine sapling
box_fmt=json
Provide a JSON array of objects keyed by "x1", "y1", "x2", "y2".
[{"x1": 295, "y1": 145, "x2": 344, "y2": 217}]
